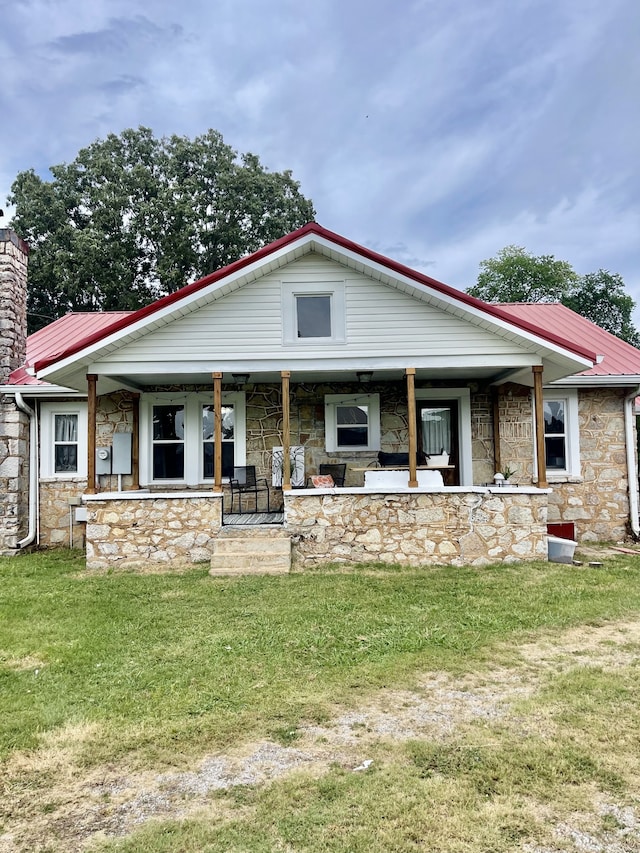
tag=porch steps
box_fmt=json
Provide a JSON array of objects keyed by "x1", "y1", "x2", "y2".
[{"x1": 209, "y1": 527, "x2": 291, "y2": 575}]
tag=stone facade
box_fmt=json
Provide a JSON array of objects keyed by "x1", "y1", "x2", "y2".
[
  {"x1": 0, "y1": 231, "x2": 29, "y2": 554},
  {"x1": 0, "y1": 230, "x2": 28, "y2": 380},
  {"x1": 244, "y1": 380, "x2": 502, "y2": 488},
  {"x1": 490, "y1": 384, "x2": 633, "y2": 542},
  {"x1": 548, "y1": 387, "x2": 631, "y2": 542},
  {"x1": 85, "y1": 493, "x2": 223, "y2": 569},
  {"x1": 285, "y1": 488, "x2": 548, "y2": 568},
  {"x1": 0, "y1": 402, "x2": 30, "y2": 552}
]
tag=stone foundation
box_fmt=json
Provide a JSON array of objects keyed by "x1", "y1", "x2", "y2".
[
  {"x1": 85, "y1": 492, "x2": 223, "y2": 569},
  {"x1": 39, "y1": 478, "x2": 88, "y2": 548},
  {"x1": 285, "y1": 487, "x2": 548, "y2": 568}
]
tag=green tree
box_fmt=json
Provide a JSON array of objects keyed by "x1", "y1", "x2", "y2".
[
  {"x1": 467, "y1": 245, "x2": 578, "y2": 304},
  {"x1": 468, "y1": 246, "x2": 640, "y2": 346},
  {"x1": 8, "y1": 127, "x2": 315, "y2": 332},
  {"x1": 566, "y1": 270, "x2": 640, "y2": 347}
]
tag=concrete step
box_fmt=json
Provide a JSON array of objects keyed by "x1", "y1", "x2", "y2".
[{"x1": 210, "y1": 532, "x2": 291, "y2": 575}]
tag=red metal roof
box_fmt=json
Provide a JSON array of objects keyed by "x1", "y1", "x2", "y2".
[
  {"x1": 496, "y1": 303, "x2": 640, "y2": 377},
  {"x1": 33, "y1": 223, "x2": 597, "y2": 372},
  {"x1": 8, "y1": 312, "x2": 132, "y2": 385}
]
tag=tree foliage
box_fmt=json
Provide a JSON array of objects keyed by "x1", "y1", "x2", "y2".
[
  {"x1": 468, "y1": 245, "x2": 579, "y2": 304},
  {"x1": 565, "y1": 270, "x2": 640, "y2": 348},
  {"x1": 468, "y1": 246, "x2": 640, "y2": 346},
  {"x1": 9, "y1": 127, "x2": 315, "y2": 332}
]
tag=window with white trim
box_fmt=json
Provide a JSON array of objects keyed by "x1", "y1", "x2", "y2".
[
  {"x1": 141, "y1": 392, "x2": 245, "y2": 486},
  {"x1": 283, "y1": 281, "x2": 346, "y2": 345},
  {"x1": 41, "y1": 402, "x2": 88, "y2": 478},
  {"x1": 541, "y1": 390, "x2": 580, "y2": 477},
  {"x1": 325, "y1": 394, "x2": 380, "y2": 452}
]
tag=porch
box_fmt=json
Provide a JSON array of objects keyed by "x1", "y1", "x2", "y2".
[{"x1": 84, "y1": 483, "x2": 549, "y2": 570}]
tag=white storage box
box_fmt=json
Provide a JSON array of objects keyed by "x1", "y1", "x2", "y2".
[
  {"x1": 547, "y1": 535, "x2": 577, "y2": 564},
  {"x1": 426, "y1": 452, "x2": 449, "y2": 467}
]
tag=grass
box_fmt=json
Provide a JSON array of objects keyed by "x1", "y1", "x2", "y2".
[{"x1": 2, "y1": 549, "x2": 640, "y2": 850}]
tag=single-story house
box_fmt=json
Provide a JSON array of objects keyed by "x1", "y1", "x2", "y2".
[{"x1": 1, "y1": 224, "x2": 639, "y2": 570}]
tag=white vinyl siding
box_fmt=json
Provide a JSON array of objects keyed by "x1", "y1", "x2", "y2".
[{"x1": 94, "y1": 254, "x2": 538, "y2": 368}]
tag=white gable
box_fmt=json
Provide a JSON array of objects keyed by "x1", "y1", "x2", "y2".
[
  {"x1": 37, "y1": 230, "x2": 593, "y2": 391},
  {"x1": 88, "y1": 254, "x2": 539, "y2": 371}
]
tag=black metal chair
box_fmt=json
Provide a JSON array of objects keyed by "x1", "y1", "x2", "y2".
[
  {"x1": 229, "y1": 466, "x2": 270, "y2": 513},
  {"x1": 318, "y1": 463, "x2": 346, "y2": 487}
]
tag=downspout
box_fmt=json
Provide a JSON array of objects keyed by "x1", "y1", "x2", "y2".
[
  {"x1": 624, "y1": 385, "x2": 640, "y2": 539},
  {"x1": 15, "y1": 392, "x2": 38, "y2": 549}
]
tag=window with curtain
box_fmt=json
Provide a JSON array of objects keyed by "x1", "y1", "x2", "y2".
[
  {"x1": 202, "y1": 404, "x2": 235, "y2": 478},
  {"x1": 419, "y1": 406, "x2": 452, "y2": 455},
  {"x1": 54, "y1": 413, "x2": 79, "y2": 473}
]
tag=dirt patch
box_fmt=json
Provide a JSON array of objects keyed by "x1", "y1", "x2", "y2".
[{"x1": 2, "y1": 620, "x2": 640, "y2": 852}]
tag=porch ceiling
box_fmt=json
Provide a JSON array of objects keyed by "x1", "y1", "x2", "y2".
[{"x1": 84, "y1": 364, "x2": 524, "y2": 395}]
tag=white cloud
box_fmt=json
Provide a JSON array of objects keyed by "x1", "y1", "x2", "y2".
[{"x1": 0, "y1": 0, "x2": 638, "y2": 328}]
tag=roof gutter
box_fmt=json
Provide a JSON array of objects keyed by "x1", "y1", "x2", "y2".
[
  {"x1": 14, "y1": 392, "x2": 39, "y2": 549},
  {"x1": 625, "y1": 385, "x2": 640, "y2": 539}
]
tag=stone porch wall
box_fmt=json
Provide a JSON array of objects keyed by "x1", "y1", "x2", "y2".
[
  {"x1": 85, "y1": 493, "x2": 223, "y2": 569},
  {"x1": 285, "y1": 488, "x2": 548, "y2": 568}
]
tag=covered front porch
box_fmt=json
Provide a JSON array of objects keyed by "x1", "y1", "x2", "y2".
[
  {"x1": 81, "y1": 363, "x2": 554, "y2": 497},
  {"x1": 77, "y1": 364, "x2": 558, "y2": 570}
]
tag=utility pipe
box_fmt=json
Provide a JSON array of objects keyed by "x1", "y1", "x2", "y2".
[
  {"x1": 15, "y1": 392, "x2": 38, "y2": 549},
  {"x1": 624, "y1": 385, "x2": 640, "y2": 539}
]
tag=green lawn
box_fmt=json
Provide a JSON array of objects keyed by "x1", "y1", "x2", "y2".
[{"x1": 2, "y1": 549, "x2": 640, "y2": 851}]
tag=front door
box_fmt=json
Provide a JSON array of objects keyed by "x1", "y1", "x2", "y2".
[{"x1": 417, "y1": 400, "x2": 459, "y2": 485}]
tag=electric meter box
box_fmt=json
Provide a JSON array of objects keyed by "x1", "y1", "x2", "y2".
[
  {"x1": 96, "y1": 446, "x2": 112, "y2": 475},
  {"x1": 112, "y1": 432, "x2": 132, "y2": 475}
]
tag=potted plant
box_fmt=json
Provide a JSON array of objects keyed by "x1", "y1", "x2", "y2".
[{"x1": 501, "y1": 464, "x2": 517, "y2": 484}]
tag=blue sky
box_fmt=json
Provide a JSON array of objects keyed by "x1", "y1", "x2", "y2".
[{"x1": 1, "y1": 0, "x2": 639, "y2": 316}]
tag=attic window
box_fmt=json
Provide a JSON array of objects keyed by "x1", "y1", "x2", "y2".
[
  {"x1": 296, "y1": 295, "x2": 331, "y2": 338},
  {"x1": 283, "y1": 281, "x2": 346, "y2": 345}
]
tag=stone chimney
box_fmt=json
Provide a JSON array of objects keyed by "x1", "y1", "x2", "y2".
[{"x1": 0, "y1": 229, "x2": 29, "y2": 384}]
